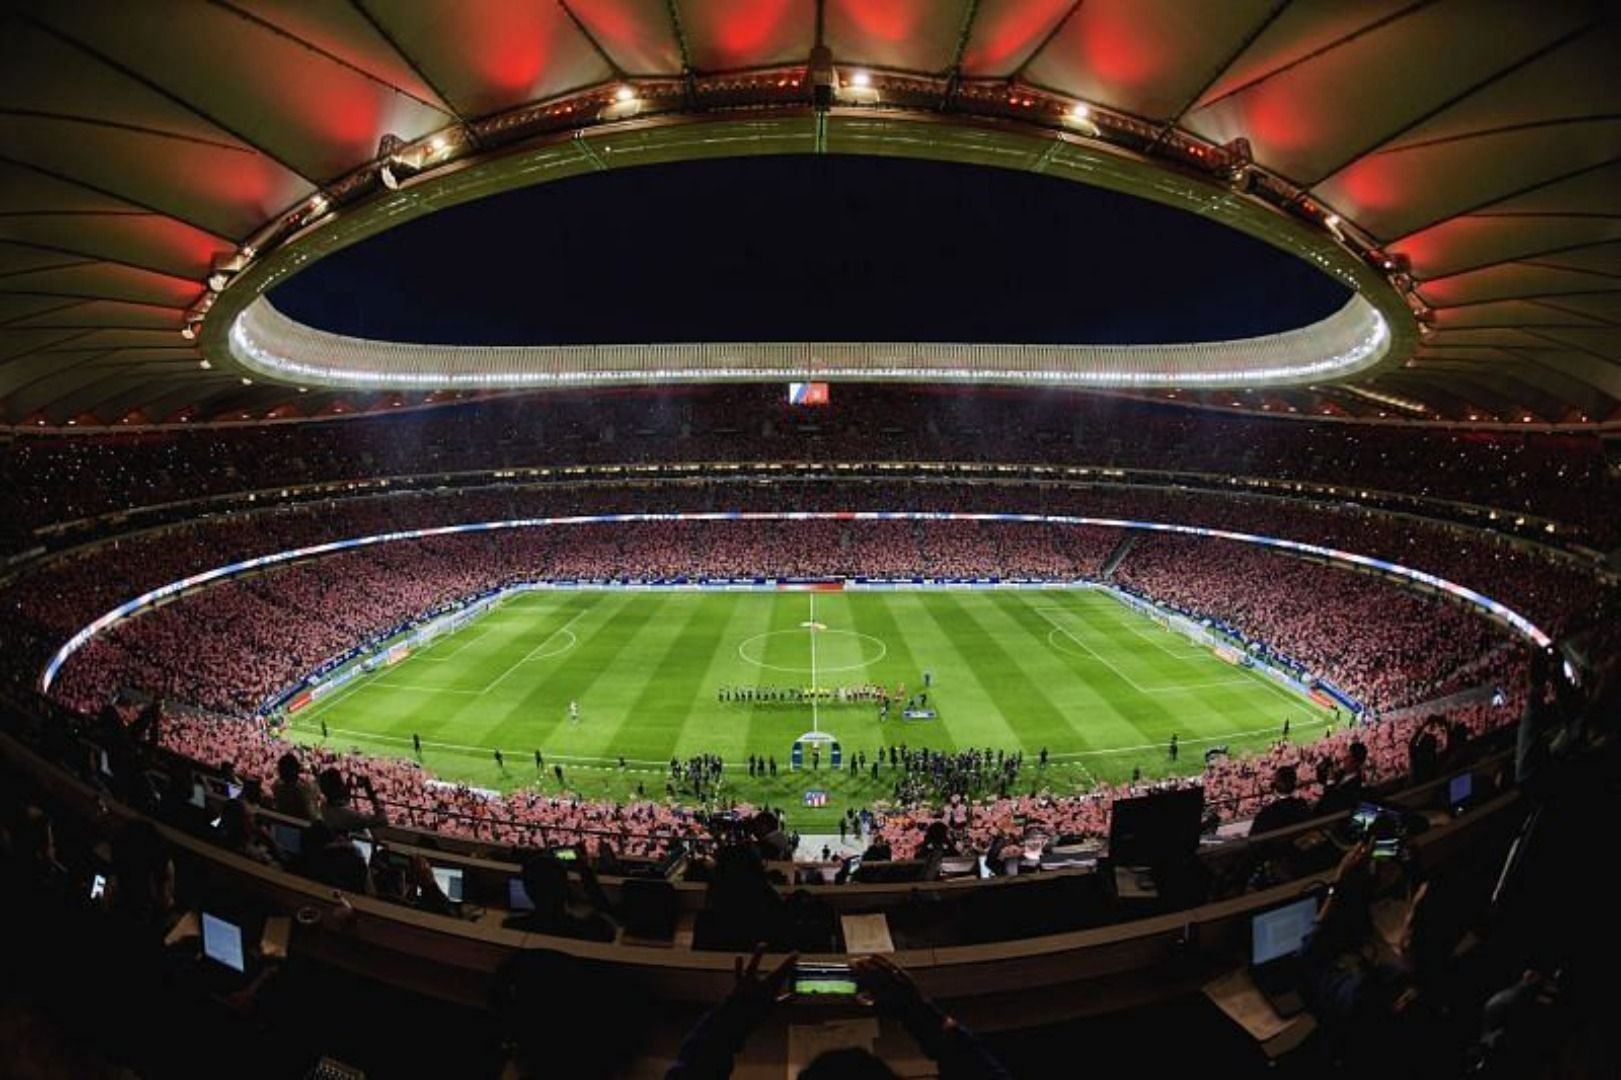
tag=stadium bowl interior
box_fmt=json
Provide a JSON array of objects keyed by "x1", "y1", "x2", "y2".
[{"x1": 1, "y1": 4, "x2": 1618, "y2": 1077}]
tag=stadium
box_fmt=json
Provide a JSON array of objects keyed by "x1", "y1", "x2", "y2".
[{"x1": 0, "y1": 4, "x2": 1617, "y2": 1078}]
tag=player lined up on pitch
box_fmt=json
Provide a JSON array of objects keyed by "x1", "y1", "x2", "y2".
[{"x1": 717, "y1": 683, "x2": 895, "y2": 706}]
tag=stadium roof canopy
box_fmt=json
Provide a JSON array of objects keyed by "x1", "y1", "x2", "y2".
[{"x1": 1, "y1": 1, "x2": 1617, "y2": 427}]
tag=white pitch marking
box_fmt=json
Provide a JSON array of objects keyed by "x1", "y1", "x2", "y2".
[
  {"x1": 482, "y1": 606, "x2": 592, "y2": 693},
  {"x1": 1046, "y1": 723, "x2": 1290, "y2": 760},
  {"x1": 1033, "y1": 608, "x2": 1152, "y2": 693}
]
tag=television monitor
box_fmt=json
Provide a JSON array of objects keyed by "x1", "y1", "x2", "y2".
[
  {"x1": 1107, "y1": 787, "x2": 1205, "y2": 866},
  {"x1": 508, "y1": 877, "x2": 535, "y2": 912},
  {"x1": 202, "y1": 912, "x2": 245, "y2": 973}
]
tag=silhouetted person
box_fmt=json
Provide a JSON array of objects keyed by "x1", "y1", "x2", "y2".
[
  {"x1": 1250, "y1": 765, "x2": 1313, "y2": 837},
  {"x1": 504, "y1": 854, "x2": 615, "y2": 940},
  {"x1": 1316, "y1": 741, "x2": 1368, "y2": 815},
  {"x1": 667, "y1": 949, "x2": 1010, "y2": 1078},
  {"x1": 271, "y1": 752, "x2": 319, "y2": 819},
  {"x1": 317, "y1": 768, "x2": 387, "y2": 833}
]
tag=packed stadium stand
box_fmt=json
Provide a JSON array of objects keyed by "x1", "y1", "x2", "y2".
[{"x1": 5, "y1": 388, "x2": 1618, "y2": 550}]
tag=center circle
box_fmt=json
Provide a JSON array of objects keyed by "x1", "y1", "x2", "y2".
[{"x1": 737, "y1": 628, "x2": 888, "y2": 675}]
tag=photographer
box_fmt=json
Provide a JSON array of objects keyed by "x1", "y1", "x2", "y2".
[
  {"x1": 503, "y1": 850, "x2": 616, "y2": 942},
  {"x1": 666, "y1": 946, "x2": 1010, "y2": 1079},
  {"x1": 317, "y1": 767, "x2": 389, "y2": 833},
  {"x1": 1301, "y1": 841, "x2": 1448, "y2": 1075}
]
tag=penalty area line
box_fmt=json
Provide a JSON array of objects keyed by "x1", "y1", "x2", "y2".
[{"x1": 482, "y1": 605, "x2": 592, "y2": 693}]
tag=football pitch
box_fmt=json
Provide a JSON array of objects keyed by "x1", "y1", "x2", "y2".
[{"x1": 284, "y1": 588, "x2": 1334, "y2": 828}]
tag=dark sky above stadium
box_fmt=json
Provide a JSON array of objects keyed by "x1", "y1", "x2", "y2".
[{"x1": 275, "y1": 155, "x2": 1348, "y2": 347}]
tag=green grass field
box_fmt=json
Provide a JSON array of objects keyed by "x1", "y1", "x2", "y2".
[{"x1": 284, "y1": 588, "x2": 1334, "y2": 828}]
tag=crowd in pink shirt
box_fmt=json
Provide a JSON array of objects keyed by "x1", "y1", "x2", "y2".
[
  {"x1": 154, "y1": 709, "x2": 716, "y2": 857},
  {"x1": 1114, "y1": 534, "x2": 1511, "y2": 709},
  {"x1": 867, "y1": 694, "x2": 1523, "y2": 860}
]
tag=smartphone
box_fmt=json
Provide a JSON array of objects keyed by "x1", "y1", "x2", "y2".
[
  {"x1": 793, "y1": 963, "x2": 860, "y2": 999},
  {"x1": 90, "y1": 873, "x2": 107, "y2": 901}
]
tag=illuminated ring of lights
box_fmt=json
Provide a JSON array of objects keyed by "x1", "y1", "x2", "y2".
[
  {"x1": 39, "y1": 511, "x2": 1552, "y2": 696},
  {"x1": 200, "y1": 112, "x2": 1416, "y2": 391},
  {"x1": 737, "y1": 628, "x2": 888, "y2": 674},
  {"x1": 227, "y1": 294, "x2": 1389, "y2": 391}
]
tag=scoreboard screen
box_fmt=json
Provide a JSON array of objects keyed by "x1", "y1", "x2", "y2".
[{"x1": 788, "y1": 382, "x2": 830, "y2": 406}]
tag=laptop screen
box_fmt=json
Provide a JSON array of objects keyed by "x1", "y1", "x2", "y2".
[
  {"x1": 431, "y1": 866, "x2": 464, "y2": 903},
  {"x1": 1251, "y1": 896, "x2": 1318, "y2": 966},
  {"x1": 508, "y1": 877, "x2": 535, "y2": 911},
  {"x1": 202, "y1": 912, "x2": 245, "y2": 973},
  {"x1": 271, "y1": 823, "x2": 302, "y2": 855},
  {"x1": 1449, "y1": 773, "x2": 1473, "y2": 805}
]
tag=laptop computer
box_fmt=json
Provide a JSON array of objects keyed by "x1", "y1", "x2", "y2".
[
  {"x1": 1249, "y1": 895, "x2": 1317, "y2": 1017},
  {"x1": 430, "y1": 865, "x2": 465, "y2": 904},
  {"x1": 1448, "y1": 772, "x2": 1475, "y2": 815},
  {"x1": 270, "y1": 822, "x2": 303, "y2": 855}
]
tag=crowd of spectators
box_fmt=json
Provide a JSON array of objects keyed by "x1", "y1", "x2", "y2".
[
  {"x1": 6, "y1": 475, "x2": 1608, "y2": 691},
  {"x1": 35, "y1": 511, "x2": 1548, "y2": 721},
  {"x1": 73, "y1": 673, "x2": 1523, "y2": 872},
  {"x1": 1113, "y1": 534, "x2": 1513, "y2": 709},
  {"x1": 4, "y1": 465, "x2": 1608, "y2": 876},
  {"x1": 149, "y1": 709, "x2": 715, "y2": 858},
  {"x1": 5, "y1": 386, "x2": 1615, "y2": 547},
  {"x1": 866, "y1": 692, "x2": 1524, "y2": 861}
]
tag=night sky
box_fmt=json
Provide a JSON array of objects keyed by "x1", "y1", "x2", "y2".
[{"x1": 274, "y1": 154, "x2": 1348, "y2": 347}]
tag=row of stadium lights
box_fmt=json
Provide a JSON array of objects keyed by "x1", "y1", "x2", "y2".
[{"x1": 175, "y1": 70, "x2": 1448, "y2": 421}]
